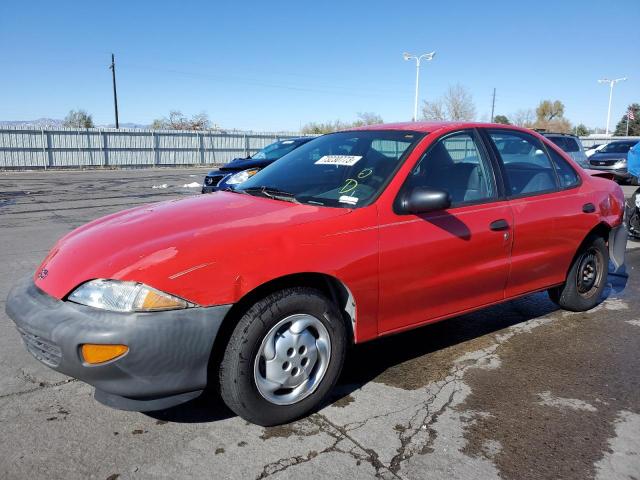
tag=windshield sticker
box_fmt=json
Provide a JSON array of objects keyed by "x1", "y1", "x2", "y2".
[
  {"x1": 357, "y1": 168, "x2": 373, "y2": 179},
  {"x1": 339, "y1": 195, "x2": 359, "y2": 206},
  {"x1": 315, "y1": 155, "x2": 362, "y2": 166},
  {"x1": 339, "y1": 179, "x2": 358, "y2": 194}
]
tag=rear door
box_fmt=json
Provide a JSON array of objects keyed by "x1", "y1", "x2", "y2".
[
  {"x1": 377, "y1": 129, "x2": 513, "y2": 333},
  {"x1": 482, "y1": 129, "x2": 593, "y2": 298}
]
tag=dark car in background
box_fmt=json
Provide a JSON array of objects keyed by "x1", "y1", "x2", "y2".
[
  {"x1": 202, "y1": 137, "x2": 313, "y2": 193},
  {"x1": 588, "y1": 140, "x2": 639, "y2": 182},
  {"x1": 541, "y1": 132, "x2": 589, "y2": 169}
]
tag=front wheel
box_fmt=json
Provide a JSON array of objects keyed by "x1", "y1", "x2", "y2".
[
  {"x1": 548, "y1": 235, "x2": 608, "y2": 312},
  {"x1": 218, "y1": 287, "x2": 346, "y2": 426}
]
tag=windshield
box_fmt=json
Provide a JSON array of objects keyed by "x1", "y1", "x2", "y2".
[
  {"x1": 252, "y1": 139, "x2": 302, "y2": 160},
  {"x1": 237, "y1": 130, "x2": 424, "y2": 208},
  {"x1": 599, "y1": 142, "x2": 637, "y2": 154}
]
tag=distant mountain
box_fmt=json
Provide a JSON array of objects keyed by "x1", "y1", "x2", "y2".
[
  {"x1": 0, "y1": 119, "x2": 150, "y2": 129},
  {"x1": 0, "y1": 118, "x2": 65, "y2": 128}
]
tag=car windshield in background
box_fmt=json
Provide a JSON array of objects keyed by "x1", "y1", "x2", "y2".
[
  {"x1": 237, "y1": 130, "x2": 424, "y2": 208},
  {"x1": 599, "y1": 142, "x2": 637, "y2": 154},
  {"x1": 252, "y1": 140, "x2": 301, "y2": 160},
  {"x1": 548, "y1": 136, "x2": 579, "y2": 152}
]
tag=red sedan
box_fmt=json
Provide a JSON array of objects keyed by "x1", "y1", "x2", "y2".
[{"x1": 6, "y1": 122, "x2": 627, "y2": 426}]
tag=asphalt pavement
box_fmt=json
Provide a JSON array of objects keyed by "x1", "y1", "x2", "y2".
[{"x1": 0, "y1": 168, "x2": 639, "y2": 480}]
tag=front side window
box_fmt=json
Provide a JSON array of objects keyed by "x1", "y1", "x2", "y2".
[
  {"x1": 237, "y1": 130, "x2": 423, "y2": 208},
  {"x1": 488, "y1": 130, "x2": 558, "y2": 196},
  {"x1": 404, "y1": 131, "x2": 497, "y2": 206},
  {"x1": 548, "y1": 148, "x2": 580, "y2": 188}
]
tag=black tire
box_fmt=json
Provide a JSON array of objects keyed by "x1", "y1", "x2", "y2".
[
  {"x1": 218, "y1": 287, "x2": 346, "y2": 426},
  {"x1": 548, "y1": 235, "x2": 608, "y2": 312}
]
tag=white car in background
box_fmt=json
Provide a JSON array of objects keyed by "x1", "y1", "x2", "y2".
[{"x1": 585, "y1": 143, "x2": 607, "y2": 158}]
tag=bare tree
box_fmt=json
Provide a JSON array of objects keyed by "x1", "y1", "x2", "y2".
[
  {"x1": 151, "y1": 110, "x2": 214, "y2": 130},
  {"x1": 301, "y1": 112, "x2": 384, "y2": 134},
  {"x1": 443, "y1": 84, "x2": 476, "y2": 121},
  {"x1": 421, "y1": 99, "x2": 447, "y2": 121},
  {"x1": 511, "y1": 109, "x2": 535, "y2": 127},
  {"x1": 63, "y1": 110, "x2": 94, "y2": 128},
  {"x1": 352, "y1": 112, "x2": 383, "y2": 126},
  {"x1": 421, "y1": 84, "x2": 476, "y2": 121}
]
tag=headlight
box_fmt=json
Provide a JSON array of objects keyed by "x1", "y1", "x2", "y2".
[
  {"x1": 68, "y1": 279, "x2": 191, "y2": 312},
  {"x1": 225, "y1": 168, "x2": 260, "y2": 185},
  {"x1": 204, "y1": 176, "x2": 214, "y2": 185},
  {"x1": 613, "y1": 159, "x2": 627, "y2": 169}
]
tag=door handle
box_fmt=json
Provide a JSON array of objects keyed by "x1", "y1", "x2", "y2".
[
  {"x1": 489, "y1": 219, "x2": 510, "y2": 231},
  {"x1": 582, "y1": 203, "x2": 596, "y2": 213}
]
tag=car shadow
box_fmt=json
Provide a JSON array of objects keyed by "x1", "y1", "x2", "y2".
[{"x1": 147, "y1": 265, "x2": 629, "y2": 424}]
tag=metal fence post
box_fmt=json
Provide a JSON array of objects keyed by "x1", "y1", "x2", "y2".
[
  {"x1": 198, "y1": 132, "x2": 205, "y2": 165},
  {"x1": 44, "y1": 130, "x2": 53, "y2": 168},
  {"x1": 153, "y1": 131, "x2": 160, "y2": 166},
  {"x1": 40, "y1": 129, "x2": 47, "y2": 170},
  {"x1": 244, "y1": 134, "x2": 249, "y2": 158},
  {"x1": 102, "y1": 130, "x2": 109, "y2": 167}
]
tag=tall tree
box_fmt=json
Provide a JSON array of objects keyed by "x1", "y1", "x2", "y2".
[
  {"x1": 575, "y1": 124, "x2": 590, "y2": 136},
  {"x1": 63, "y1": 109, "x2": 94, "y2": 128},
  {"x1": 421, "y1": 84, "x2": 476, "y2": 121},
  {"x1": 493, "y1": 115, "x2": 510, "y2": 125},
  {"x1": 533, "y1": 100, "x2": 572, "y2": 133},
  {"x1": 613, "y1": 103, "x2": 640, "y2": 136}
]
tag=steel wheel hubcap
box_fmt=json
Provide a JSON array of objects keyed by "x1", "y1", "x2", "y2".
[
  {"x1": 576, "y1": 248, "x2": 603, "y2": 297},
  {"x1": 254, "y1": 314, "x2": 331, "y2": 405}
]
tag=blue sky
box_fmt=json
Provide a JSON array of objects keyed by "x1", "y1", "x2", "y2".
[{"x1": 0, "y1": 0, "x2": 638, "y2": 131}]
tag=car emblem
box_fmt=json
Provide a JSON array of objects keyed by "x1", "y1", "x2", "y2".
[{"x1": 38, "y1": 268, "x2": 48, "y2": 280}]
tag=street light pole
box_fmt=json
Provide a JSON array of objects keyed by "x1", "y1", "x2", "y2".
[
  {"x1": 403, "y1": 51, "x2": 436, "y2": 121},
  {"x1": 598, "y1": 77, "x2": 626, "y2": 135}
]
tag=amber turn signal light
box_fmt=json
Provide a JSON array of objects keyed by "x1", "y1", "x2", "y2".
[{"x1": 81, "y1": 344, "x2": 128, "y2": 365}]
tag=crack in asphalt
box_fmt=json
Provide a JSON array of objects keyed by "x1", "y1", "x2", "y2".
[{"x1": 0, "y1": 378, "x2": 77, "y2": 400}]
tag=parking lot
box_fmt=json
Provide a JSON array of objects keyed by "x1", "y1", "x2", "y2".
[{"x1": 1, "y1": 167, "x2": 639, "y2": 480}]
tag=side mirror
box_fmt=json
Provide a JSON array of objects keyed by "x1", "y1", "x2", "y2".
[{"x1": 398, "y1": 187, "x2": 451, "y2": 214}]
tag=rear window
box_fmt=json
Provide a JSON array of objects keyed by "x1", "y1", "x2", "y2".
[{"x1": 548, "y1": 136, "x2": 580, "y2": 153}]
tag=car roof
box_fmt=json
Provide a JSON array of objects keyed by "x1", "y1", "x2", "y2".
[{"x1": 347, "y1": 121, "x2": 536, "y2": 134}]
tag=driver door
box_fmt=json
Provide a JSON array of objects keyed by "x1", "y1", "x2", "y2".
[{"x1": 377, "y1": 130, "x2": 513, "y2": 333}]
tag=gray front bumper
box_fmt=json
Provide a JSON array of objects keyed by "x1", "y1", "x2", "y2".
[{"x1": 5, "y1": 277, "x2": 232, "y2": 411}]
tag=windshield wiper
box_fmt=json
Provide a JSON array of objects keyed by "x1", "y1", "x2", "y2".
[{"x1": 242, "y1": 186, "x2": 300, "y2": 203}]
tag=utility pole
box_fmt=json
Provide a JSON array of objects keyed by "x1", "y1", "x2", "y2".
[
  {"x1": 490, "y1": 88, "x2": 496, "y2": 123},
  {"x1": 598, "y1": 77, "x2": 626, "y2": 135},
  {"x1": 109, "y1": 53, "x2": 120, "y2": 129}
]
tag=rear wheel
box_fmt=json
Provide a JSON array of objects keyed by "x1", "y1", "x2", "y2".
[
  {"x1": 218, "y1": 287, "x2": 346, "y2": 426},
  {"x1": 548, "y1": 235, "x2": 608, "y2": 311}
]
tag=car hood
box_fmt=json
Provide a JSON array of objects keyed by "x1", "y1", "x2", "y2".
[
  {"x1": 35, "y1": 192, "x2": 350, "y2": 301},
  {"x1": 590, "y1": 153, "x2": 629, "y2": 161},
  {"x1": 209, "y1": 157, "x2": 274, "y2": 173}
]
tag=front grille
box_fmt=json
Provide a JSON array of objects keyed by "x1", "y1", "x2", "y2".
[
  {"x1": 17, "y1": 327, "x2": 62, "y2": 367},
  {"x1": 590, "y1": 160, "x2": 617, "y2": 166},
  {"x1": 205, "y1": 174, "x2": 225, "y2": 186}
]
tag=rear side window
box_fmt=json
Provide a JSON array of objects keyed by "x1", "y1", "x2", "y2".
[
  {"x1": 548, "y1": 148, "x2": 580, "y2": 188},
  {"x1": 547, "y1": 136, "x2": 580, "y2": 153},
  {"x1": 488, "y1": 130, "x2": 558, "y2": 196}
]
